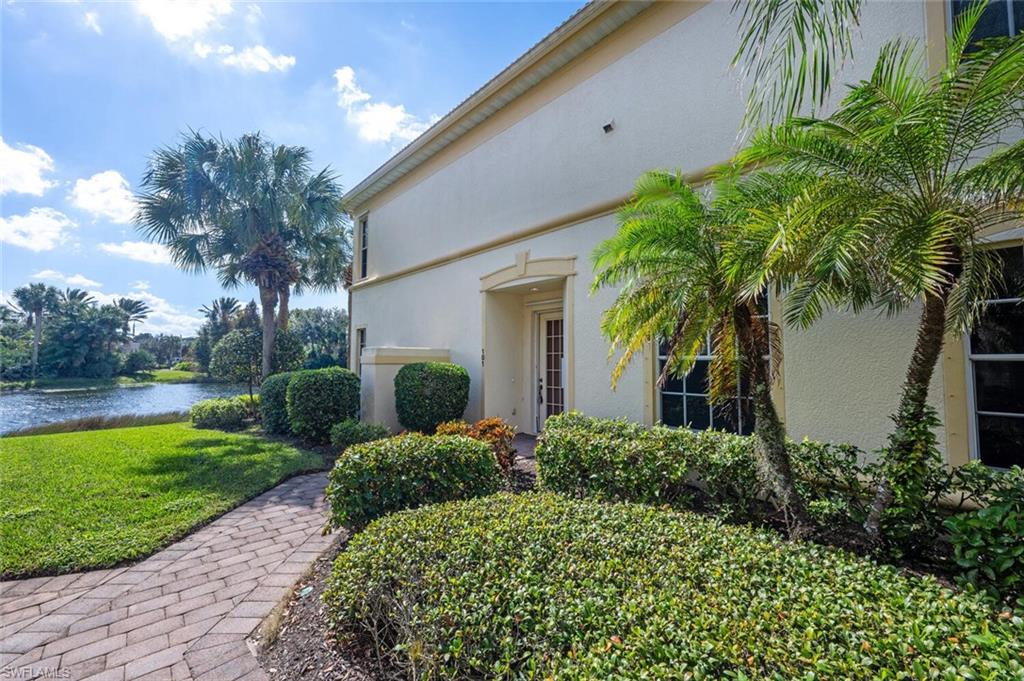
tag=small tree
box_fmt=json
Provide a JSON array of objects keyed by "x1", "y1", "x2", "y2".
[{"x1": 209, "y1": 329, "x2": 306, "y2": 409}]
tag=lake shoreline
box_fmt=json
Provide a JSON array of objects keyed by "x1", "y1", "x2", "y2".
[{"x1": 0, "y1": 370, "x2": 228, "y2": 393}]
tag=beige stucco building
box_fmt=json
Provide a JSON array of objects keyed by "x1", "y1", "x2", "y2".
[{"x1": 346, "y1": 0, "x2": 1023, "y2": 470}]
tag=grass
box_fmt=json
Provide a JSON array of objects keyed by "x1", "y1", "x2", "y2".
[
  {"x1": 1, "y1": 412, "x2": 190, "y2": 438},
  {"x1": 0, "y1": 369, "x2": 225, "y2": 392},
  {"x1": 0, "y1": 422, "x2": 324, "y2": 578}
]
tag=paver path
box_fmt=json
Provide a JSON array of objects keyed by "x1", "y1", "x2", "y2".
[{"x1": 0, "y1": 473, "x2": 334, "y2": 681}]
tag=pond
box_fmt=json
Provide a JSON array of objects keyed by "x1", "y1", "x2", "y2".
[{"x1": 0, "y1": 382, "x2": 248, "y2": 435}]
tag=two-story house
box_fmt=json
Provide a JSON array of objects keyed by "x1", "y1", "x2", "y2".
[{"x1": 345, "y1": 0, "x2": 1023, "y2": 470}]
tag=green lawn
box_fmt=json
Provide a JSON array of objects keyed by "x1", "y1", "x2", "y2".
[
  {"x1": 0, "y1": 423, "x2": 323, "y2": 578},
  {"x1": 1, "y1": 370, "x2": 224, "y2": 392}
]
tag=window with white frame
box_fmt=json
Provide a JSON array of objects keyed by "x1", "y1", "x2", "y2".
[
  {"x1": 355, "y1": 327, "x2": 366, "y2": 376},
  {"x1": 359, "y1": 215, "x2": 369, "y2": 280},
  {"x1": 951, "y1": 0, "x2": 1024, "y2": 40},
  {"x1": 968, "y1": 244, "x2": 1024, "y2": 469},
  {"x1": 657, "y1": 294, "x2": 769, "y2": 435}
]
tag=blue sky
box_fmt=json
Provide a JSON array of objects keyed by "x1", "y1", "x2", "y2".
[{"x1": 1, "y1": 0, "x2": 583, "y2": 335}]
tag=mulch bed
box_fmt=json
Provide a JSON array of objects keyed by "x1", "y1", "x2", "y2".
[{"x1": 256, "y1": 535, "x2": 381, "y2": 681}]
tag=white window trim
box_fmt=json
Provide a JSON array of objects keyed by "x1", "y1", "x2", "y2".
[
  {"x1": 357, "y1": 213, "x2": 369, "y2": 281},
  {"x1": 964, "y1": 241, "x2": 1024, "y2": 469}
]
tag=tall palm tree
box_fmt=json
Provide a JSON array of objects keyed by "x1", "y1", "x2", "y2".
[
  {"x1": 11, "y1": 283, "x2": 59, "y2": 378},
  {"x1": 735, "y1": 2, "x2": 1024, "y2": 537},
  {"x1": 593, "y1": 170, "x2": 810, "y2": 535},
  {"x1": 199, "y1": 297, "x2": 240, "y2": 325},
  {"x1": 115, "y1": 298, "x2": 152, "y2": 336},
  {"x1": 136, "y1": 132, "x2": 348, "y2": 378},
  {"x1": 58, "y1": 288, "x2": 95, "y2": 309}
]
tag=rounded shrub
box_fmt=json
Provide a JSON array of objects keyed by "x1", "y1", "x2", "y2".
[
  {"x1": 325, "y1": 434, "x2": 499, "y2": 529},
  {"x1": 190, "y1": 397, "x2": 248, "y2": 431},
  {"x1": 437, "y1": 417, "x2": 516, "y2": 477},
  {"x1": 259, "y1": 371, "x2": 296, "y2": 435},
  {"x1": 329, "y1": 419, "x2": 390, "y2": 451},
  {"x1": 286, "y1": 367, "x2": 360, "y2": 444},
  {"x1": 325, "y1": 492, "x2": 1024, "y2": 680},
  {"x1": 394, "y1": 362, "x2": 470, "y2": 432}
]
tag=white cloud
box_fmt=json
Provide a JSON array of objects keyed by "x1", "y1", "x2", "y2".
[
  {"x1": 30, "y1": 269, "x2": 103, "y2": 288},
  {"x1": 0, "y1": 137, "x2": 57, "y2": 196},
  {"x1": 69, "y1": 170, "x2": 136, "y2": 224},
  {"x1": 0, "y1": 208, "x2": 76, "y2": 252},
  {"x1": 333, "y1": 66, "x2": 436, "y2": 144},
  {"x1": 98, "y1": 241, "x2": 173, "y2": 265},
  {"x1": 89, "y1": 289, "x2": 203, "y2": 336},
  {"x1": 136, "y1": 0, "x2": 232, "y2": 42},
  {"x1": 221, "y1": 45, "x2": 294, "y2": 72},
  {"x1": 193, "y1": 41, "x2": 233, "y2": 58},
  {"x1": 83, "y1": 11, "x2": 102, "y2": 34},
  {"x1": 131, "y1": 280, "x2": 151, "y2": 291}
]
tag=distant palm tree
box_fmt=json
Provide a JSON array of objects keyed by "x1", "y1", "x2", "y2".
[
  {"x1": 57, "y1": 288, "x2": 96, "y2": 312},
  {"x1": 136, "y1": 131, "x2": 349, "y2": 378},
  {"x1": 115, "y1": 298, "x2": 152, "y2": 336},
  {"x1": 199, "y1": 297, "x2": 241, "y2": 325},
  {"x1": 593, "y1": 170, "x2": 810, "y2": 535},
  {"x1": 11, "y1": 283, "x2": 60, "y2": 378}
]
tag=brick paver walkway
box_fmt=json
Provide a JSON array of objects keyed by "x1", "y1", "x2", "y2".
[{"x1": 0, "y1": 473, "x2": 333, "y2": 681}]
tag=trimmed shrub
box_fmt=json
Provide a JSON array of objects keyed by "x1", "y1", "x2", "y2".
[
  {"x1": 325, "y1": 492, "x2": 1024, "y2": 680},
  {"x1": 286, "y1": 367, "x2": 360, "y2": 444},
  {"x1": 259, "y1": 371, "x2": 296, "y2": 435},
  {"x1": 394, "y1": 362, "x2": 469, "y2": 432},
  {"x1": 190, "y1": 397, "x2": 248, "y2": 431},
  {"x1": 330, "y1": 419, "x2": 390, "y2": 451},
  {"x1": 537, "y1": 413, "x2": 760, "y2": 517},
  {"x1": 436, "y1": 417, "x2": 516, "y2": 476},
  {"x1": 326, "y1": 434, "x2": 499, "y2": 529}
]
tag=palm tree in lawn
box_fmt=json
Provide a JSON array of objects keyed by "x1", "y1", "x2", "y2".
[
  {"x1": 115, "y1": 298, "x2": 152, "y2": 336},
  {"x1": 11, "y1": 283, "x2": 60, "y2": 379},
  {"x1": 136, "y1": 131, "x2": 348, "y2": 378},
  {"x1": 592, "y1": 170, "x2": 811, "y2": 536},
  {"x1": 735, "y1": 3, "x2": 1024, "y2": 538}
]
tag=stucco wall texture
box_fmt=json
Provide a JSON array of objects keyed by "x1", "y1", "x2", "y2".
[{"x1": 350, "y1": 2, "x2": 953, "y2": 458}]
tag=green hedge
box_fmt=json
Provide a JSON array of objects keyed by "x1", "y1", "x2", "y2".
[
  {"x1": 394, "y1": 362, "x2": 469, "y2": 432},
  {"x1": 286, "y1": 367, "x2": 360, "y2": 444},
  {"x1": 329, "y1": 419, "x2": 390, "y2": 451},
  {"x1": 325, "y1": 493, "x2": 1024, "y2": 679},
  {"x1": 325, "y1": 434, "x2": 500, "y2": 529},
  {"x1": 259, "y1": 371, "x2": 295, "y2": 435},
  {"x1": 190, "y1": 397, "x2": 249, "y2": 431},
  {"x1": 537, "y1": 412, "x2": 761, "y2": 518}
]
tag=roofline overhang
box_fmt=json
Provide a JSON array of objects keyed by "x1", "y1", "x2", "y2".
[{"x1": 342, "y1": 0, "x2": 655, "y2": 212}]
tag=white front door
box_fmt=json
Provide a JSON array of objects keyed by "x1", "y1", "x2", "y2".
[{"x1": 536, "y1": 311, "x2": 565, "y2": 432}]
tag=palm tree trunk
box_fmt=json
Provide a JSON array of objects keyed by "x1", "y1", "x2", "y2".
[
  {"x1": 736, "y1": 304, "x2": 810, "y2": 537},
  {"x1": 864, "y1": 292, "x2": 948, "y2": 538},
  {"x1": 31, "y1": 310, "x2": 42, "y2": 379},
  {"x1": 259, "y1": 286, "x2": 278, "y2": 380},
  {"x1": 277, "y1": 286, "x2": 290, "y2": 331}
]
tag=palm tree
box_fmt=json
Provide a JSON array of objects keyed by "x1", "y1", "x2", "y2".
[
  {"x1": 735, "y1": 3, "x2": 1024, "y2": 537},
  {"x1": 115, "y1": 298, "x2": 152, "y2": 336},
  {"x1": 58, "y1": 288, "x2": 95, "y2": 309},
  {"x1": 136, "y1": 132, "x2": 348, "y2": 378},
  {"x1": 592, "y1": 170, "x2": 810, "y2": 535},
  {"x1": 199, "y1": 297, "x2": 240, "y2": 325},
  {"x1": 11, "y1": 283, "x2": 59, "y2": 378}
]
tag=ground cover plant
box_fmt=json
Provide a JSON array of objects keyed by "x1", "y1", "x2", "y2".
[
  {"x1": 0, "y1": 422, "x2": 322, "y2": 577},
  {"x1": 326, "y1": 434, "x2": 499, "y2": 529},
  {"x1": 325, "y1": 492, "x2": 1024, "y2": 680}
]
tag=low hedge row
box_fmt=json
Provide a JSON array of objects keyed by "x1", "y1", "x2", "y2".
[
  {"x1": 325, "y1": 492, "x2": 1024, "y2": 679},
  {"x1": 330, "y1": 419, "x2": 389, "y2": 451},
  {"x1": 537, "y1": 412, "x2": 761, "y2": 518},
  {"x1": 190, "y1": 396, "x2": 249, "y2": 431},
  {"x1": 326, "y1": 434, "x2": 500, "y2": 529}
]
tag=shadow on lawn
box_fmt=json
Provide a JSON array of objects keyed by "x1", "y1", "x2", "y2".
[{"x1": 127, "y1": 435, "x2": 325, "y2": 507}]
